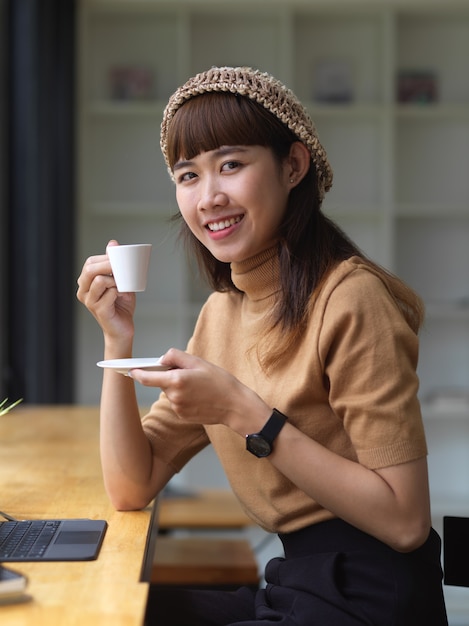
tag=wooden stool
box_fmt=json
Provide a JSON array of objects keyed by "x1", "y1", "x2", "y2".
[
  {"x1": 159, "y1": 488, "x2": 254, "y2": 532},
  {"x1": 151, "y1": 536, "x2": 260, "y2": 590}
]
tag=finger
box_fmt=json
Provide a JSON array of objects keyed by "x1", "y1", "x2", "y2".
[
  {"x1": 77, "y1": 259, "x2": 113, "y2": 296},
  {"x1": 106, "y1": 239, "x2": 119, "y2": 251},
  {"x1": 159, "y1": 348, "x2": 197, "y2": 370},
  {"x1": 88, "y1": 274, "x2": 117, "y2": 299},
  {"x1": 127, "y1": 368, "x2": 174, "y2": 389}
]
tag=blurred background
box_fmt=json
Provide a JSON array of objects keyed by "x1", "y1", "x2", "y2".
[{"x1": 1, "y1": 1, "x2": 469, "y2": 622}]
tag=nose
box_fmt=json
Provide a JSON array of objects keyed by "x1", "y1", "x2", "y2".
[{"x1": 196, "y1": 176, "x2": 229, "y2": 212}]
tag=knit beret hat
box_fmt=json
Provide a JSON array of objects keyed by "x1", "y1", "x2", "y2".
[{"x1": 160, "y1": 66, "x2": 333, "y2": 200}]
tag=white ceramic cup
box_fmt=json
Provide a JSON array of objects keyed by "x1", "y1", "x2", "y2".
[{"x1": 107, "y1": 244, "x2": 152, "y2": 292}]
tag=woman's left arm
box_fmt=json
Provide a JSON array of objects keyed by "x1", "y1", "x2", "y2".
[
  {"x1": 266, "y1": 421, "x2": 431, "y2": 553},
  {"x1": 130, "y1": 347, "x2": 431, "y2": 553}
]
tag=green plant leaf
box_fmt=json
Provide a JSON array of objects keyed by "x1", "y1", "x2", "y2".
[{"x1": 0, "y1": 398, "x2": 23, "y2": 416}]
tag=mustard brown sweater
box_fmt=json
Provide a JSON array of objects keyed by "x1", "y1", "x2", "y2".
[{"x1": 142, "y1": 247, "x2": 427, "y2": 533}]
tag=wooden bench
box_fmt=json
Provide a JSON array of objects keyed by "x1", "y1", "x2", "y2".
[{"x1": 151, "y1": 536, "x2": 260, "y2": 590}]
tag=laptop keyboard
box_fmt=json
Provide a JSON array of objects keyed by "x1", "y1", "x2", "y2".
[{"x1": 0, "y1": 520, "x2": 61, "y2": 559}]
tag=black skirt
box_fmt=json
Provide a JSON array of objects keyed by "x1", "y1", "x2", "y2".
[{"x1": 148, "y1": 519, "x2": 448, "y2": 626}]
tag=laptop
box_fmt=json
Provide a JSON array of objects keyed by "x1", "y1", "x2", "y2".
[{"x1": 0, "y1": 518, "x2": 107, "y2": 562}]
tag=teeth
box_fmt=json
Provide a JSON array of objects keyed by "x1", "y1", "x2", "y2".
[{"x1": 207, "y1": 216, "x2": 241, "y2": 232}]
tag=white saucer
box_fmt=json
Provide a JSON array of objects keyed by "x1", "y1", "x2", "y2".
[{"x1": 97, "y1": 357, "x2": 171, "y2": 376}]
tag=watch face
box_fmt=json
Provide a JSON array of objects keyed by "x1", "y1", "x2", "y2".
[{"x1": 246, "y1": 434, "x2": 272, "y2": 458}]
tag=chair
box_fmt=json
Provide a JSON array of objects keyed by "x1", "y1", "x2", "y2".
[{"x1": 443, "y1": 516, "x2": 469, "y2": 587}]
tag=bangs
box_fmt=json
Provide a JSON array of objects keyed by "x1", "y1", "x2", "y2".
[{"x1": 166, "y1": 92, "x2": 295, "y2": 170}]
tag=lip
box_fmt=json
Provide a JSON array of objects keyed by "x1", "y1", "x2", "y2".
[{"x1": 204, "y1": 214, "x2": 244, "y2": 239}]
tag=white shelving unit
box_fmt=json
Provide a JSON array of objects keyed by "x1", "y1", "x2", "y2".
[{"x1": 76, "y1": 2, "x2": 469, "y2": 620}]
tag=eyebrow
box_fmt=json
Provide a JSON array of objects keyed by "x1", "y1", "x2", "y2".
[{"x1": 173, "y1": 146, "x2": 249, "y2": 172}]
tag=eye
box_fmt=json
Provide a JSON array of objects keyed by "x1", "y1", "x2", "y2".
[
  {"x1": 177, "y1": 171, "x2": 197, "y2": 184},
  {"x1": 221, "y1": 160, "x2": 240, "y2": 172}
]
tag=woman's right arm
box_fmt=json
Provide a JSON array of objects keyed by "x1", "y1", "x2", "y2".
[{"x1": 76, "y1": 242, "x2": 174, "y2": 510}]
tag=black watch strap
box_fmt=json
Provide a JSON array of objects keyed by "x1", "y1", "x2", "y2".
[
  {"x1": 246, "y1": 409, "x2": 287, "y2": 458},
  {"x1": 261, "y1": 409, "x2": 287, "y2": 441}
]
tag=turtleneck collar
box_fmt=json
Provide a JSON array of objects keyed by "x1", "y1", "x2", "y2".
[{"x1": 230, "y1": 246, "x2": 281, "y2": 301}]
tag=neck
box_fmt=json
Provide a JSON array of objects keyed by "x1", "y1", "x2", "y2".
[{"x1": 230, "y1": 246, "x2": 281, "y2": 301}]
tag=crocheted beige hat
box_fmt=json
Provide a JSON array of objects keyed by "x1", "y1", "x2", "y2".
[{"x1": 160, "y1": 66, "x2": 333, "y2": 200}]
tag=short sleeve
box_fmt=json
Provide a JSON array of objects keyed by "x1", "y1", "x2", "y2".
[
  {"x1": 318, "y1": 267, "x2": 427, "y2": 469},
  {"x1": 141, "y1": 390, "x2": 210, "y2": 473}
]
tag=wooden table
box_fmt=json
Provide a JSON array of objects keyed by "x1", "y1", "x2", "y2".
[{"x1": 0, "y1": 405, "x2": 152, "y2": 626}]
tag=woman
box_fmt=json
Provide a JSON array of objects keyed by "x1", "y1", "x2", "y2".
[{"x1": 77, "y1": 67, "x2": 447, "y2": 625}]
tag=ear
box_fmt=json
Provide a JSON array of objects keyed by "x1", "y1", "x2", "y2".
[{"x1": 286, "y1": 141, "x2": 311, "y2": 188}]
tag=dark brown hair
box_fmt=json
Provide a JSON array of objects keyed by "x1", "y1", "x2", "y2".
[{"x1": 166, "y1": 92, "x2": 424, "y2": 368}]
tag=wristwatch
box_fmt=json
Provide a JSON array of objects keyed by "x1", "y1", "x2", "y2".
[{"x1": 246, "y1": 409, "x2": 287, "y2": 458}]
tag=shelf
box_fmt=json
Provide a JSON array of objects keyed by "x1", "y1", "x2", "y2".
[
  {"x1": 396, "y1": 12, "x2": 469, "y2": 105},
  {"x1": 189, "y1": 12, "x2": 282, "y2": 77},
  {"x1": 77, "y1": 0, "x2": 469, "y2": 403},
  {"x1": 395, "y1": 103, "x2": 469, "y2": 120},
  {"x1": 293, "y1": 11, "x2": 387, "y2": 105},
  {"x1": 396, "y1": 204, "x2": 469, "y2": 218},
  {"x1": 83, "y1": 5, "x2": 182, "y2": 101},
  {"x1": 82, "y1": 116, "x2": 175, "y2": 208},
  {"x1": 395, "y1": 119, "x2": 469, "y2": 207},
  {"x1": 395, "y1": 218, "x2": 469, "y2": 302},
  {"x1": 314, "y1": 116, "x2": 387, "y2": 205},
  {"x1": 308, "y1": 103, "x2": 386, "y2": 120}
]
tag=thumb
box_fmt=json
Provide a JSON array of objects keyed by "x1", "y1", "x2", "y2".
[
  {"x1": 106, "y1": 239, "x2": 119, "y2": 251},
  {"x1": 160, "y1": 348, "x2": 195, "y2": 370}
]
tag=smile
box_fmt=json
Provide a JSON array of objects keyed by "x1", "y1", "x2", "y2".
[{"x1": 206, "y1": 216, "x2": 243, "y2": 232}]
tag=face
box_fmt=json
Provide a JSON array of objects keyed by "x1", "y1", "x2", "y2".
[{"x1": 173, "y1": 145, "x2": 292, "y2": 264}]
